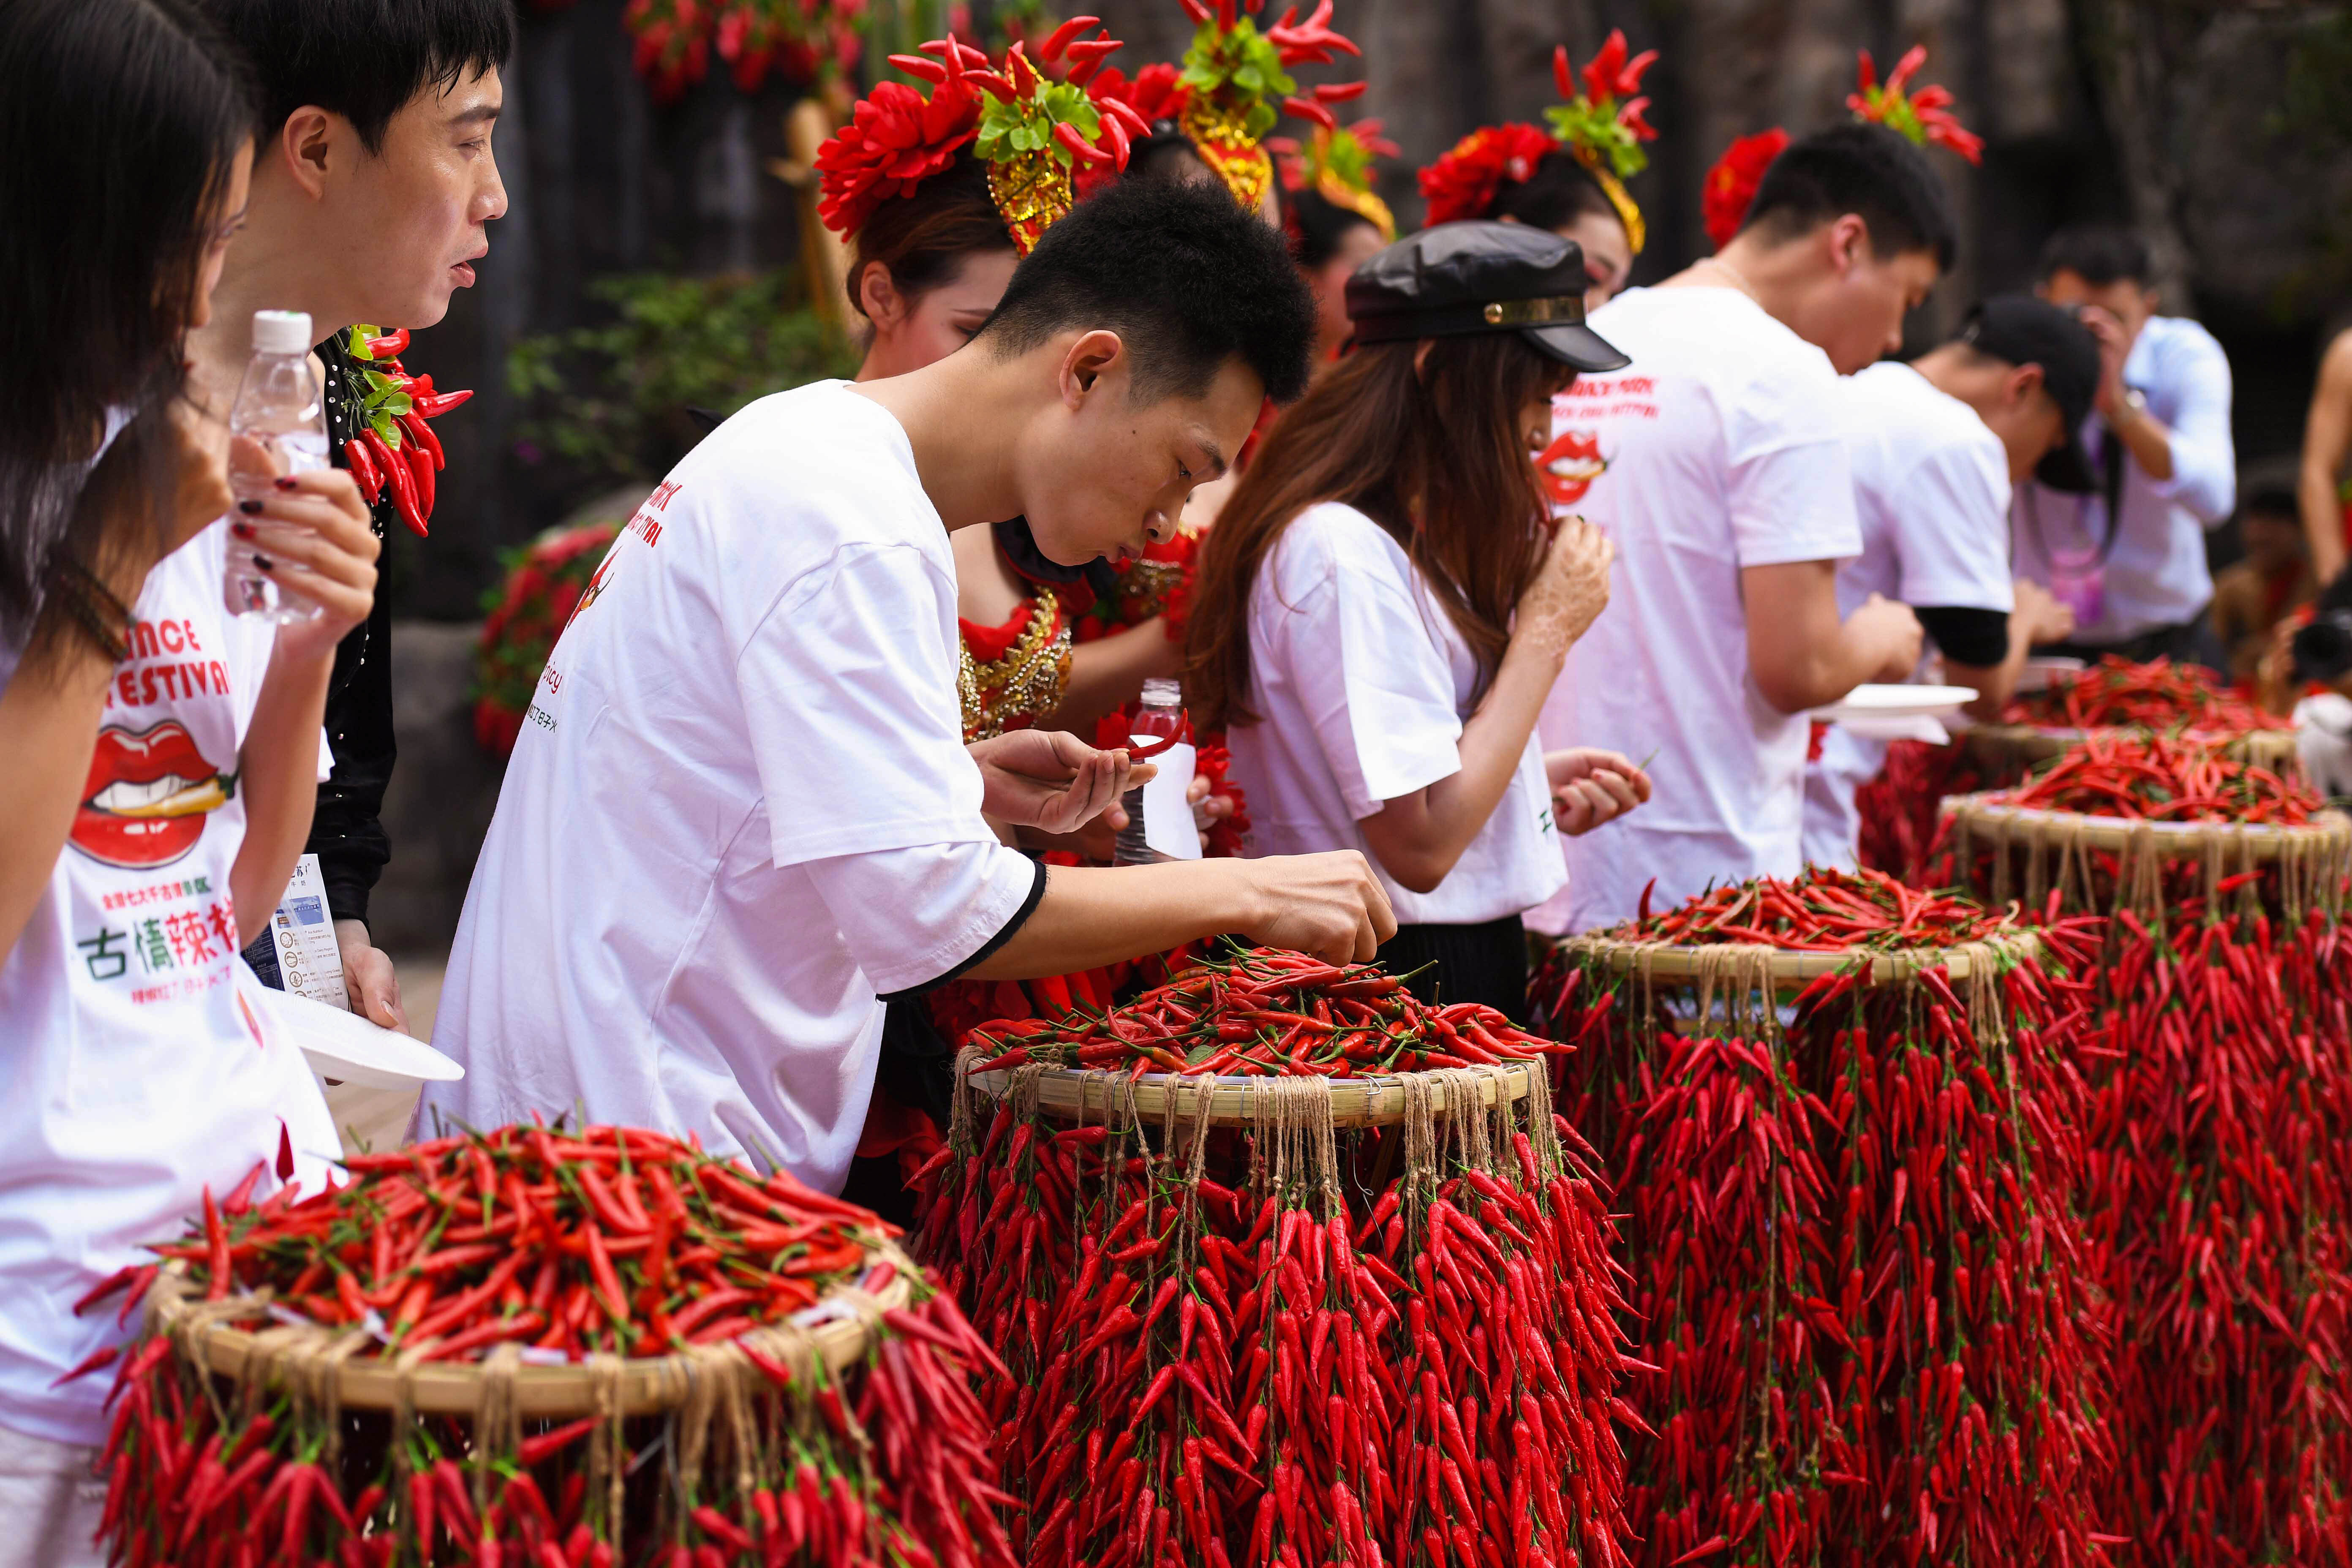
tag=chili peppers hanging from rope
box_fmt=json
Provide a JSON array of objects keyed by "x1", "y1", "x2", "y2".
[
  {"x1": 919, "y1": 948, "x2": 1635, "y2": 1568},
  {"x1": 1533, "y1": 879, "x2": 2114, "y2": 1568}
]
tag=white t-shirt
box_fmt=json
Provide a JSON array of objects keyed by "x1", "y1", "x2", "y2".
[
  {"x1": 1802, "y1": 362, "x2": 2015, "y2": 869},
  {"x1": 1225, "y1": 502, "x2": 1564, "y2": 926},
  {"x1": 419, "y1": 382, "x2": 1039, "y2": 1190},
  {"x1": 0, "y1": 523, "x2": 340, "y2": 1448},
  {"x1": 1527, "y1": 286, "x2": 1861, "y2": 934}
]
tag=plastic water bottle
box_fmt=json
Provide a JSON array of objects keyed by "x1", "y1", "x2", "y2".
[
  {"x1": 223, "y1": 309, "x2": 327, "y2": 621},
  {"x1": 1112, "y1": 678, "x2": 1187, "y2": 866}
]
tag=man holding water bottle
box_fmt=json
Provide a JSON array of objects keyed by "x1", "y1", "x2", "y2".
[{"x1": 189, "y1": 0, "x2": 514, "y2": 1030}]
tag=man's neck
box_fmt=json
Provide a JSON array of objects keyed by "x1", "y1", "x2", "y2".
[
  {"x1": 1703, "y1": 230, "x2": 1825, "y2": 331},
  {"x1": 186, "y1": 180, "x2": 362, "y2": 413},
  {"x1": 849, "y1": 347, "x2": 1034, "y2": 532}
]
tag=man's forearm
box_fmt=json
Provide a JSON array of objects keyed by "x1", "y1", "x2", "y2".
[
  {"x1": 229, "y1": 645, "x2": 333, "y2": 947},
  {"x1": 2111, "y1": 404, "x2": 2175, "y2": 483},
  {"x1": 2304, "y1": 463, "x2": 2347, "y2": 585},
  {"x1": 968, "y1": 860, "x2": 1263, "y2": 979}
]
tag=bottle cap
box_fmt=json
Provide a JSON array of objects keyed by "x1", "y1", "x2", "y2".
[
  {"x1": 1141, "y1": 678, "x2": 1183, "y2": 707},
  {"x1": 251, "y1": 310, "x2": 314, "y2": 355}
]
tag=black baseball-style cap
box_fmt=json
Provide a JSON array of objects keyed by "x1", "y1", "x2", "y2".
[
  {"x1": 1345, "y1": 221, "x2": 1631, "y2": 374},
  {"x1": 1961, "y1": 294, "x2": 2102, "y2": 493}
]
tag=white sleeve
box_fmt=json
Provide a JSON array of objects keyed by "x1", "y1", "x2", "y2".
[
  {"x1": 1889, "y1": 444, "x2": 2015, "y2": 614},
  {"x1": 1726, "y1": 370, "x2": 1862, "y2": 568},
  {"x1": 2148, "y1": 326, "x2": 2236, "y2": 525},
  {"x1": 1261, "y1": 514, "x2": 1463, "y2": 819},
  {"x1": 735, "y1": 542, "x2": 995, "y2": 868},
  {"x1": 316, "y1": 729, "x2": 335, "y2": 783},
  {"x1": 803, "y1": 841, "x2": 1043, "y2": 997}
]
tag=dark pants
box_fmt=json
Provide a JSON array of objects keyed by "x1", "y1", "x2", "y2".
[
  {"x1": 1376, "y1": 913, "x2": 1530, "y2": 1024},
  {"x1": 2042, "y1": 610, "x2": 2226, "y2": 676}
]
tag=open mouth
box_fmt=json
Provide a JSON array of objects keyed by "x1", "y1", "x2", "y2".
[{"x1": 70, "y1": 720, "x2": 232, "y2": 869}]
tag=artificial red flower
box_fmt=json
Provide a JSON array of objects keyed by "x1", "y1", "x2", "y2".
[
  {"x1": 1416, "y1": 123, "x2": 1556, "y2": 226},
  {"x1": 814, "y1": 78, "x2": 982, "y2": 235},
  {"x1": 1568, "y1": 28, "x2": 1657, "y2": 106},
  {"x1": 1848, "y1": 44, "x2": 1983, "y2": 165},
  {"x1": 1700, "y1": 127, "x2": 1788, "y2": 249},
  {"x1": 1088, "y1": 62, "x2": 1187, "y2": 126}
]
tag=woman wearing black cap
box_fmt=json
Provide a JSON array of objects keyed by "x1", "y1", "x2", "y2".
[{"x1": 1184, "y1": 222, "x2": 1652, "y2": 1018}]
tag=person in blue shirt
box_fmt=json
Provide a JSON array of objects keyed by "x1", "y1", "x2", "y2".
[{"x1": 2010, "y1": 224, "x2": 2236, "y2": 669}]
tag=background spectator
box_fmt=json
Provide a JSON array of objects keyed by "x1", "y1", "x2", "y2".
[
  {"x1": 2210, "y1": 482, "x2": 2317, "y2": 686},
  {"x1": 2011, "y1": 224, "x2": 2236, "y2": 669}
]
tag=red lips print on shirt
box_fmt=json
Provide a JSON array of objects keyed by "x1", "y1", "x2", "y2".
[
  {"x1": 70, "y1": 721, "x2": 234, "y2": 869},
  {"x1": 1539, "y1": 428, "x2": 1610, "y2": 507}
]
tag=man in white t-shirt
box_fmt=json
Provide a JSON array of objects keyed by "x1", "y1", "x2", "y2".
[
  {"x1": 1529, "y1": 124, "x2": 1946, "y2": 934},
  {"x1": 1801, "y1": 295, "x2": 2104, "y2": 868},
  {"x1": 421, "y1": 180, "x2": 1396, "y2": 1188}
]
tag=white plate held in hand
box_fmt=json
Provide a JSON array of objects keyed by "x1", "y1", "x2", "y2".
[
  {"x1": 1811, "y1": 684, "x2": 1977, "y2": 725},
  {"x1": 259, "y1": 986, "x2": 464, "y2": 1090}
]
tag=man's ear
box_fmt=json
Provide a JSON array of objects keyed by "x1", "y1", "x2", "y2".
[
  {"x1": 1059, "y1": 329, "x2": 1125, "y2": 410},
  {"x1": 1824, "y1": 213, "x2": 1870, "y2": 278},
  {"x1": 277, "y1": 107, "x2": 338, "y2": 201},
  {"x1": 2009, "y1": 362, "x2": 2047, "y2": 411}
]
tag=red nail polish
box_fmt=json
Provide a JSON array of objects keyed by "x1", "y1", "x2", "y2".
[
  {"x1": 237, "y1": 498, "x2": 263, "y2": 514},
  {"x1": 274, "y1": 476, "x2": 298, "y2": 491},
  {"x1": 231, "y1": 521, "x2": 253, "y2": 538}
]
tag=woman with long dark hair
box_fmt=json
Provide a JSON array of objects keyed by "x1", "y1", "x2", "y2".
[
  {"x1": 0, "y1": 1, "x2": 381, "y2": 1542},
  {"x1": 1185, "y1": 224, "x2": 1652, "y2": 1018}
]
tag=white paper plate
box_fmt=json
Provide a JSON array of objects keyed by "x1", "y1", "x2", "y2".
[
  {"x1": 1812, "y1": 684, "x2": 1977, "y2": 724},
  {"x1": 259, "y1": 987, "x2": 464, "y2": 1090},
  {"x1": 2014, "y1": 656, "x2": 2086, "y2": 693}
]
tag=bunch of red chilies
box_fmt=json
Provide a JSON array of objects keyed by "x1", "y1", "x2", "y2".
[
  {"x1": 2004, "y1": 655, "x2": 2291, "y2": 736},
  {"x1": 1532, "y1": 873, "x2": 2118, "y2": 1567},
  {"x1": 1622, "y1": 864, "x2": 2020, "y2": 951},
  {"x1": 961, "y1": 947, "x2": 1567, "y2": 1078},
  {"x1": 917, "y1": 946, "x2": 1637, "y2": 1568},
  {"x1": 341, "y1": 325, "x2": 471, "y2": 538},
  {"x1": 2001, "y1": 733, "x2": 2323, "y2": 826},
  {"x1": 1936, "y1": 829, "x2": 2352, "y2": 1564},
  {"x1": 84, "y1": 1124, "x2": 1019, "y2": 1568}
]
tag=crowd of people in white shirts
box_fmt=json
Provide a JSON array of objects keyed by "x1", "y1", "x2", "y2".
[{"x1": 0, "y1": 0, "x2": 2287, "y2": 1556}]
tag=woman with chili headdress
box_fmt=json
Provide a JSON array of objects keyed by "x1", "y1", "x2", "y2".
[
  {"x1": 1417, "y1": 32, "x2": 1659, "y2": 310},
  {"x1": 1272, "y1": 117, "x2": 1397, "y2": 371}
]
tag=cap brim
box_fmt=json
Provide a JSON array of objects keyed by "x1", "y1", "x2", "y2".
[
  {"x1": 2035, "y1": 434, "x2": 2097, "y2": 495},
  {"x1": 1524, "y1": 322, "x2": 1631, "y2": 374}
]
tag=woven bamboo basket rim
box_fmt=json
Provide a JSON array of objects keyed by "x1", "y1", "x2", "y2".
[
  {"x1": 1938, "y1": 792, "x2": 2352, "y2": 857},
  {"x1": 964, "y1": 1058, "x2": 1538, "y2": 1129},
  {"x1": 142, "y1": 1242, "x2": 915, "y2": 1418},
  {"x1": 1963, "y1": 721, "x2": 2298, "y2": 764},
  {"x1": 1551, "y1": 929, "x2": 2040, "y2": 985}
]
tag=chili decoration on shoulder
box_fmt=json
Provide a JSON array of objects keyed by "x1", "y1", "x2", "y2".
[{"x1": 342, "y1": 324, "x2": 471, "y2": 539}]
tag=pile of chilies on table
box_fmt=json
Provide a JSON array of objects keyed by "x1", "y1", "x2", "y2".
[
  {"x1": 1851, "y1": 656, "x2": 2293, "y2": 884},
  {"x1": 1936, "y1": 747, "x2": 2352, "y2": 1567},
  {"x1": 1998, "y1": 732, "x2": 2318, "y2": 825},
  {"x1": 1531, "y1": 868, "x2": 2117, "y2": 1568},
  {"x1": 2002, "y1": 654, "x2": 2292, "y2": 736},
  {"x1": 916, "y1": 946, "x2": 1638, "y2": 1568},
  {"x1": 82, "y1": 1124, "x2": 1018, "y2": 1568}
]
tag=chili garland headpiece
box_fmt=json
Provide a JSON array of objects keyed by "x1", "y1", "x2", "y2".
[
  {"x1": 815, "y1": 20, "x2": 1146, "y2": 254},
  {"x1": 1417, "y1": 32, "x2": 1657, "y2": 252},
  {"x1": 1148, "y1": 0, "x2": 1364, "y2": 212},
  {"x1": 1700, "y1": 44, "x2": 1982, "y2": 248},
  {"x1": 1269, "y1": 117, "x2": 1397, "y2": 240}
]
